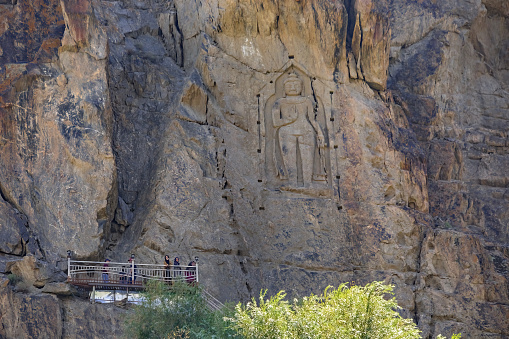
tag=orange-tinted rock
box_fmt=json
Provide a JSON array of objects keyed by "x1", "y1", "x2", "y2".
[
  {"x1": 60, "y1": 0, "x2": 92, "y2": 45},
  {"x1": 346, "y1": 0, "x2": 390, "y2": 90}
]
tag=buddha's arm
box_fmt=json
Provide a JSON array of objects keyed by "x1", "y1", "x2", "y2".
[
  {"x1": 272, "y1": 101, "x2": 284, "y2": 128},
  {"x1": 272, "y1": 100, "x2": 292, "y2": 128},
  {"x1": 307, "y1": 101, "x2": 325, "y2": 147}
]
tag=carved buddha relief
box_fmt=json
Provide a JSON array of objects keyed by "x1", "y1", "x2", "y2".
[
  {"x1": 272, "y1": 73, "x2": 326, "y2": 186},
  {"x1": 260, "y1": 66, "x2": 331, "y2": 193}
]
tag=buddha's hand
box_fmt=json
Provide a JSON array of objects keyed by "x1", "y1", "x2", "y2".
[{"x1": 317, "y1": 133, "x2": 326, "y2": 148}]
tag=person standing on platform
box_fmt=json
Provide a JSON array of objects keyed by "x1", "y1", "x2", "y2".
[
  {"x1": 185, "y1": 261, "x2": 196, "y2": 285},
  {"x1": 102, "y1": 259, "x2": 110, "y2": 283},
  {"x1": 164, "y1": 255, "x2": 172, "y2": 284},
  {"x1": 173, "y1": 257, "x2": 181, "y2": 279}
]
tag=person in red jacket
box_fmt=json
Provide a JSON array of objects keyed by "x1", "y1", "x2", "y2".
[{"x1": 185, "y1": 261, "x2": 196, "y2": 285}]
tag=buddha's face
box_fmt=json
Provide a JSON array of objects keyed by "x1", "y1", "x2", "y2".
[{"x1": 284, "y1": 79, "x2": 302, "y2": 96}]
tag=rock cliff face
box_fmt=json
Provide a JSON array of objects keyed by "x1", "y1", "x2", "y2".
[
  {"x1": 0, "y1": 0, "x2": 507, "y2": 338},
  {"x1": 0, "y1": 0, "x2": 115, "y2": 263}
]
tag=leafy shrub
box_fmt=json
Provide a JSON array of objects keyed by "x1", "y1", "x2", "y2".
[
  {"x1": 124, "y1": 280, "x2": 461, "y2": 339},
  {"x1": 437, "y1": 334, "x2": 461, "y2": 339},
  {"x1": 7, "y1": 273, "x2": 21, "y2": 286},
  {"x1": 165, "y1": 328, "x2": 189, "y2": 339},
  {"x1": 227, "y1": 282, "x2": 421, "y2": 339},
  {"x1": 124, "y1": 280, "x2": 239, "y2": 339}
]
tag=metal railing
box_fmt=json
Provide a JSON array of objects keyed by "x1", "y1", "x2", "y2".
[
  {"x1": 66, "y1": 256, "x2": 224, "y2": 309},
  {"x1": 202, "y1": 289, "x2": 224, "y2": 311},
  {"x1": 67, "y1": 259, "x2": 198, "y2": 288}
]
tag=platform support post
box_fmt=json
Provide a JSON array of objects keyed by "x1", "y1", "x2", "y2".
[
  {"x1": 131, "y1": 254, "x2": 135, "y2": 284},
  {"x1": 67, "y1": 250, "x2": 71, "y2": 281},
  {"x1": 195, "y1": 256, "x2": 199, "y2": 283}
]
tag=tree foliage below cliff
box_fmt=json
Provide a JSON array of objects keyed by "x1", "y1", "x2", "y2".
[
  {"x1": 125, "y1": 280, "x2": 460, "y2": 339},
  {"x1": 227, "y1": 282, "x2": 421, "y2": 339},
  {"x1": 123, "y1": 280, "x2": 239, "y2": 338}
]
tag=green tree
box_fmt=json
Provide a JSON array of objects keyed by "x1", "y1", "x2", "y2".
[
  {"x1": 124, "y1": 280, "x2": 460, "y2": 339},
  {"x1": 124, "y1": 280, "x2": 239, "y2": 339},
  {"x1": 228, "y1": 282, "x2": 421, "y2": 339}
]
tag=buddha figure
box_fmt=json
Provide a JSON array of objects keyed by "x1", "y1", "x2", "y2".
[{"x1": 272, "y1": 73, "x2": 326, "y2": 187}]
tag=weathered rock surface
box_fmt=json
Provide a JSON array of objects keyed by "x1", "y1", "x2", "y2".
[
  {"x1": 0, "y1": 0, "x2": 507, "y2": 338},
  {"x1": 0, "y1": 0, "x2": 116, "y2": 261},
  {"x1": 0, "y1": 282, "x2": 126, "y2": 338},
  {"x1": 6, "y1": 255, "x2": 60, "y2": 288},
  {"x1": 41, "y1": 282, "x2": 74, "y2": 295},
  {"x1": 0, "y1": 196, "x2": 30, "y2": 256},
  {"x1": 0, "y1": 286, "x2": 62, "y2": 339},
  {"x1": 389, "y1": 0, "x2": 509, "y2": 335},
  {"x1": 60, "y1": 298, "x2": 126, "y2": 339}
]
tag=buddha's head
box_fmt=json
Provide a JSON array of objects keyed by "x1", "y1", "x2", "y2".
[{"x1": 283, "y1": 73, "x2": 302, "y2": 97}]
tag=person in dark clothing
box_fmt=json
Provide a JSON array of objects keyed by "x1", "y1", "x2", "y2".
[
  {"x1": 128, "y1": 258, "x2": 137, "y2": 284},
  {"x1": 102, "y1": 259, "x2": 110, "y2": 283},
  {"x1": 164, "y1": 255, "x2": 172, "y2": 284},
  {"x1": 173, "y1": 257, "x2": 181, "y2": 278},
  {"x1": 120, "y1": 264, "x2": 127, "y2": 284},
  {"x1": 185, "y1": 261, "x2": 196, "y2": 284}
]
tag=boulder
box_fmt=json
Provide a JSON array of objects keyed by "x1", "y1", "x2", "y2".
[
  {"x1": 6, "y1": 255, "x2": 53, "y2": 288},
  {"x1": 41, "y1": 282, "x2": 74, "y2": 296}
]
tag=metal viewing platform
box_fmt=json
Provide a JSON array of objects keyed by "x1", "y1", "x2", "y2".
[{"x1": 66, "y1": 252, "x2": 200, "y2": 304}]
